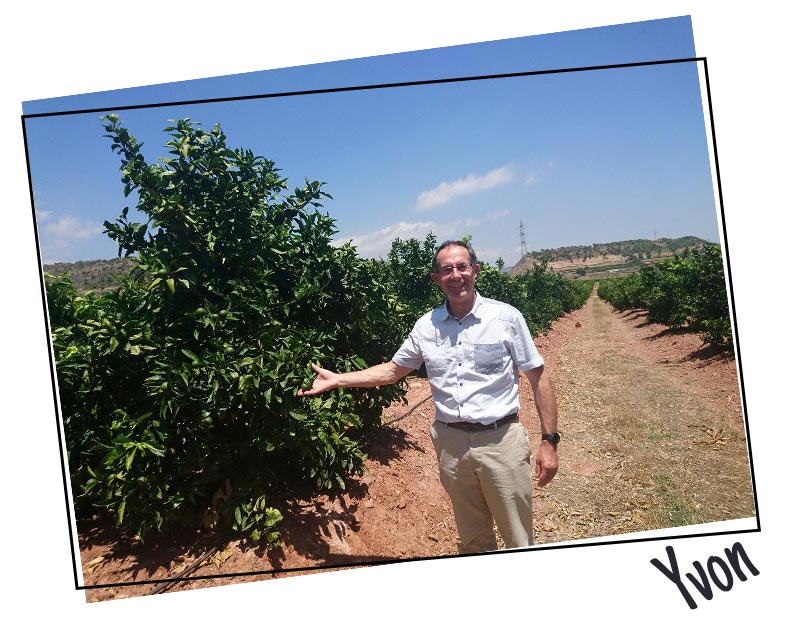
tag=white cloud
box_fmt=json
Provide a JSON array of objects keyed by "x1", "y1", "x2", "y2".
[
  {"x1": 333, "y1": 221, "x2": 439, "y2": 258},
  {"x1": 334, "y1": 209, "x2": 513, "y2": 260},
  {"x1": 416, "y1": 164, "x2": 514, "y2": 210},
  {"x1": 43, "y1": 215, "x2": 102, "y2": 240},
  {"x1": 41, "y1": 214, "x2": 103, "y2": 252},
  {"x1": 35, "y1": 209, "x2": 52, "y2": 221}
]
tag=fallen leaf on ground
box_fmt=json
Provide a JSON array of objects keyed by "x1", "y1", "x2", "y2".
[{"x1": 212, "y1": 546, "x2": 234, "y2": 568}]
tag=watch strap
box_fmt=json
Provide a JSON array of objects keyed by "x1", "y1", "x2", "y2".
[{"x1": 541, "y1": 432, "x2": 560, "y2": 446}]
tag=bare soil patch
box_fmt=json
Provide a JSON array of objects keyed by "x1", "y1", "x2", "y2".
[{"x1": 79, "y1": 290, "x2": 754, "y2": 602}]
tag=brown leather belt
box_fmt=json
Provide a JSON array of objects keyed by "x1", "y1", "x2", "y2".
[{"x1": 444, "y1": 412, "x2": 519, "y2": 431}]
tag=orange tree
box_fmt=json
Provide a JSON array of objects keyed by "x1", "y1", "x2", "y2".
[
  {"x1": 385, "y1": 233, "x2": 443, "y2": 328},
  {"x1": 598, "y1": 244, "x2": 731, "y2": 345},
  {"x1": 47, "y1": 116, "x2": 407, "y2": 544}
]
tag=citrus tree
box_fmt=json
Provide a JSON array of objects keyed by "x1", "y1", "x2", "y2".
[
  {"x1": 598, "y1": 244, "x2": 731, "y2": 345},
  {"x1": 48, "y1": 116, "x2": 407, "y2": 543},
  {"x1": 384, "y1": 233, "x2": 443, "y2": 328}
]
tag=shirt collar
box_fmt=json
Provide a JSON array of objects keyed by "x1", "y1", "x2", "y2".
[{"x1": 441, "y1": 291, "x2": 483, "y2": 321}]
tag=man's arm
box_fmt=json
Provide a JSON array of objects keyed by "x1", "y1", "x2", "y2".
[
  {"x1": 297, "y1": 361, "x2": 414, "y2": 397},
  {"x1": 523, "y1": 365, "x2": 559, "y2": 487}
]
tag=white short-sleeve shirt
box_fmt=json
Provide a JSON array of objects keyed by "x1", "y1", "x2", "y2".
[{"x1": 392, "y1": 293, "x2": 544, "y2": 424}]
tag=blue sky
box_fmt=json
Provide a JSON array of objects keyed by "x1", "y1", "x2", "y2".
[{"x1": 24, "y1": 16, "x2": 718, "y2": 266}]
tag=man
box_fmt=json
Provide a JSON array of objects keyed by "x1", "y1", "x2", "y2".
[{"x1": 298, "y1": 240, "x2": 559, "y2": 552}]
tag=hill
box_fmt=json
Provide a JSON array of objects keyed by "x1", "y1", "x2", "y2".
[
  {"x1": 43, "y1": 257, "x2": 136, "y2": 294},
  {"x1": 510, "y1": 236, "x2": 709, "y2": 278}
]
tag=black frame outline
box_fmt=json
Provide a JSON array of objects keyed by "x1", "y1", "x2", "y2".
[{"x1": 22, "y1": 55, "x2": 758, "y2": 593}]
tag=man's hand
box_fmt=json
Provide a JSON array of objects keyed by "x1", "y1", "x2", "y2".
[
  {"x1": 297, "y1": 360, "x2": 413, "y2": 397},
  {"x1": 534, "y1": 440, "x2": 559, "y2": 487},
  {"x1": 297, "y1": 363, "x2": 339, "y2": 396}
]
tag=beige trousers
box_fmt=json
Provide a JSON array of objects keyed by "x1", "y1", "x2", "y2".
[{"x1": 430, "y1": 419, "x2": 533, "y2": 553}]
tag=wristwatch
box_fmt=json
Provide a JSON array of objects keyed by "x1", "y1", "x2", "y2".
[{"x1": 541, "y1": 432, "x2": 560, "y2": 447}]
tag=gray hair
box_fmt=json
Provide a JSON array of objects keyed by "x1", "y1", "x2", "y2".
[{"x1": 431, "y1": 240, "x2": 478, "y2": 273}]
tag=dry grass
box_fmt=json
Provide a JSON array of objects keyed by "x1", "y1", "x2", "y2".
[{"x1": 529, "y1": 290, "x2": 754, "y2": 544}]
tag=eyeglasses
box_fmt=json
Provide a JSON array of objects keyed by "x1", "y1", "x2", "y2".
[{"x1": 437, "y1": 263, "x2": 472, "y2": 277}]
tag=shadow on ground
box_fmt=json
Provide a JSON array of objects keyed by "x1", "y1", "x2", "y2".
[
  {"x1": 683, "y1": 342, "x2": 735, "y2": 365},
  {"x1": 360, "y1": 423, "x2": 426, "y2": 464},
  {"x1": 78, "y1": 424, "x2": 423, "y2": 590},
  {"x1": 77, "y1": 518, "x2": 223, "y2": 586}
]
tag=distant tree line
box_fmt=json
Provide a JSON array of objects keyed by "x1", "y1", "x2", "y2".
[{"x1": 530, "y1": 237, "x2": 708, "y2": 264}]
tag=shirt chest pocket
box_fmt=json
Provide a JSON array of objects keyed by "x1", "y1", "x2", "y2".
[
  {"x1": 424, "y1": 343, "x2": 451, "y2": 377},
  {"x1": 473, "y1": 343, "x2": 508, "y2": 375}
]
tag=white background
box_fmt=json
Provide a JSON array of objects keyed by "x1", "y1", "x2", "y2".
[{"x1": 2, "y1": 1, "x2": 784, "y2": 620}]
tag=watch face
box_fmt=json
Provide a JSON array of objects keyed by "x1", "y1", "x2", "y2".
[{"x1": 542, "y1": 433, "x2": 560, "y2": 445}]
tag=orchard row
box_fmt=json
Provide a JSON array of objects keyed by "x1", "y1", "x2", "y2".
[{"x1": 597, "y1": 244, "x2": 731, "y2": 345}]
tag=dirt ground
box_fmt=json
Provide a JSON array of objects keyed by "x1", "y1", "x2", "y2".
[{"x1": 79, "y1": 289, "x2": 755, "y2": 601}]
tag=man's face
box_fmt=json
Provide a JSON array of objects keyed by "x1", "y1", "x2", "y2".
[{"x1": 430, "y1": 245, "x2": 480, "y2": 311}]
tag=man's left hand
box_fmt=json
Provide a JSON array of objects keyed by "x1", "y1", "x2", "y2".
[{"x1": 534, "y1": 440, "x2": 558, "y2": 487}]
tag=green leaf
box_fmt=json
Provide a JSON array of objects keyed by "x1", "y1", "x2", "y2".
[
  {"x1": 181, "y1": 349, "x2": 200, "y2": 363},
  {"x1": 166, "y1": 278, "x2": 175, "y2": 294},
  {"x1": 265, "y1": 507, "x2": 283, "y2": 527},
  {"x1": 125, "y1": 447, "x2": 137, "y2": 470},
  {"x1": 141, "y1": 441, "x2": 166, "y2": 457}
]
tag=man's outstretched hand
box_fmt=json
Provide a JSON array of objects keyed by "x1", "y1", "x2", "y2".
[{"x1": 297, "y1": 363, "x2": 339, "y2": 396}]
